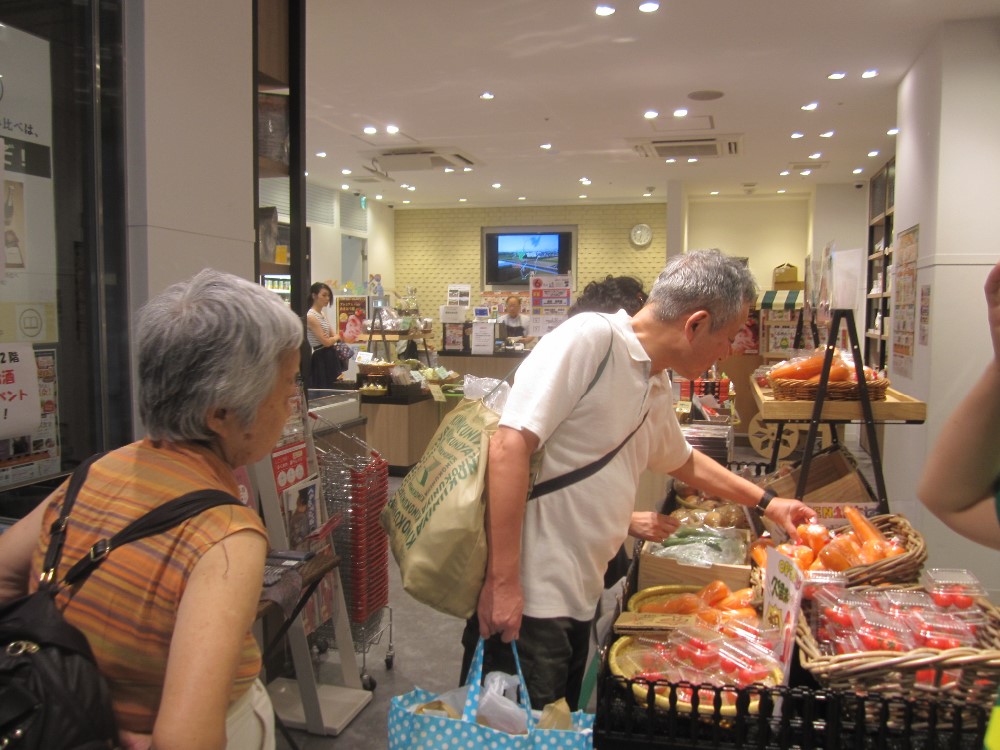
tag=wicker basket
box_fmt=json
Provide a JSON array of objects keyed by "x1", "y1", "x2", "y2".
[
  {"x1": 357, "y1": 361, "x2": 396, "y2": 376},
  {"x1": 797, "y1": 593, "x2": 1000, "y2": 711},
  {"x1": 626, "y1": 584, "x2": 701, "y2": 613},
  {"x1": 839, "y1": 513, "x2": 927, "y2": 587},
  {"x1": 769, "y1": 376, "x2": 890, "y2": 401}
]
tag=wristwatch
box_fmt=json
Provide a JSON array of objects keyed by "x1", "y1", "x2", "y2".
[{"x1": 755, "y1": 488, "x2": 777, "y2": 514}]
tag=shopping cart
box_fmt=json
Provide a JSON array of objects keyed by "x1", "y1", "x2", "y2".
[{"x1": 309, "y1": 413, "x2": 394, "y2": 691}]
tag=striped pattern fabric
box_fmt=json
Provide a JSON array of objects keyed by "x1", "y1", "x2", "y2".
[
  {"x1": 756, "y1": 289, "x2": 803, "y2": 310},
  {"x1": 29, "y1": 439, "x2": 267, "y2": 733}
]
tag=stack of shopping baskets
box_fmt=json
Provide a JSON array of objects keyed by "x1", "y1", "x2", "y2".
[{"x1": 314, "y1": 420, "x2": 394, "y2": 677}]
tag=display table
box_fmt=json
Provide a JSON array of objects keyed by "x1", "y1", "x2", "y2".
[
  {"x1": 364, "y1": 329, "x2": 434, "y2": 365},
  {"x1": 437, "y1": 351, "x2": 527, "y2": 381},
  {"x1": 751, "y1": 380, "x2": 926, "y2": 423},
  {"x1": 360, "y1": 393, "x2": 438, "y2": 473}
]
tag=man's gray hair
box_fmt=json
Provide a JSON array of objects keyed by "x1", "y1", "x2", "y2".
[
  {"x1": 647, "y1": 249, "x2": 758, "y2": 330},
  {"x1": 137, "y1": 268, "x2": 303, "y2": 441}
]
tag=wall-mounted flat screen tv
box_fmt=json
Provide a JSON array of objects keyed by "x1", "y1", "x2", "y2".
[{"x1": 482, "y1": 226, "x2": 576, "y2": 288}]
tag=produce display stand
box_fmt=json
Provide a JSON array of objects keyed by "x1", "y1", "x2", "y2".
[
  {"x1": 365, "y1": 309, "x2": 434, "y2": 366},
  {"x1": 751, "y1": 309, "x2": 926, "y2": 508}
]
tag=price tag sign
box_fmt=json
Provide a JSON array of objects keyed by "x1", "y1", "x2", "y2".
[
  {"x1": 428, "y1": 383, "x2": 446, "y2": 402},
  {"x1": 763, "y1": 546, "x2": 805, "y2": 683}
]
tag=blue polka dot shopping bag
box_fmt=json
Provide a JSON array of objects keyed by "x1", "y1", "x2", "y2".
[{"x1": 387, "y1": 638, "x2": 594, "y2": 749}]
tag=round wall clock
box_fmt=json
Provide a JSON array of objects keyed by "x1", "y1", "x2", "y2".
[{"x1": 630, "y1": 223, "x2": 653, "y2": 248}]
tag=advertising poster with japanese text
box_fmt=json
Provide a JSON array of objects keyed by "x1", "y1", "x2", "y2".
[
  {"x1": 0, "y1": 345, "x2": 60, "y2": 488},
  {"x1": 763, "y1": 547, "x2": 805, "y2": 683},
  {"x1": 0, "y1": 26, "x2": 58, "y2": 345},
  {"x1": 529, "y1": 273, "x2": 572, "y2": 336},
  {"x1": 335, "y1": 295, "x2": 368, "y2": 343}
]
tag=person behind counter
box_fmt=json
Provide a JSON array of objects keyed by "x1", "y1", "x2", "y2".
[
  {"x1": 306, "y1": 281, "x2": 346, "y2": 388},
  {"x1": 501, "y1": 295, "x2": 535, "y2": 345},
  {"x1": 463, "y1": 249, "x2": 816, "y2": 711},
  {"x1": 0, "y1": 268, "x2": 303, "y2": 750}
]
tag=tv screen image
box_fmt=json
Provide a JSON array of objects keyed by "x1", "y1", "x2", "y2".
[{"x1": 483, "y1": 229, "x2": 574, "y2": 286}]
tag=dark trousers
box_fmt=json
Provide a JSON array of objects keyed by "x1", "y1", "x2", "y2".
[{"x1": 460, "y1": 613, "x2": 591, "y2": 711}]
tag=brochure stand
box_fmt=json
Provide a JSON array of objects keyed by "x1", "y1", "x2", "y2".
[{"x1": 250, "y1": 439, "x2": 371, "y2": 735}]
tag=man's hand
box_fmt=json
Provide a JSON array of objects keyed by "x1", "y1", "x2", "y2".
[
  {"x1": 477, "y1": 575, "x2": 523, "y2": 643},
  {"x1": 764, "y1": 497, "x2": 817, "y2": 539},
  {"x1": 628, "y1": 511, "x2": 681, "y2": 543}
]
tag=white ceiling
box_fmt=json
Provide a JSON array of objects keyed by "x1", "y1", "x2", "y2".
[{"x1": 304, "y1": 0, "x2": 1000, "y2": 209}]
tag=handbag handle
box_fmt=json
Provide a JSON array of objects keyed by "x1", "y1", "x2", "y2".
[{"x1": 460, "y1": 637, "x2": 535, "y2": 731}]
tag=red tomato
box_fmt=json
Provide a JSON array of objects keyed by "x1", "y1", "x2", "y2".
[
  {"x1": 824, "y1": 605, "x2": 854, "y2": 628},
  {"x1": 926, "y1": 637, "x2": 962, "y2": 650},
  {"x1": 690, "y1": 650, "x2": 717, "y2": 670},
  {"x1": 931, "y1": 591, "x2": 954, "y2": 608},
  {"x1": 951, "y1": 593, "x2": 974, "y2": 609},
  {"x1": 719, "y1": 656, "x2": 739, "y2": 674},
  {"x1": 739, "y1": 667, "x2": 767, "y2": 685},
  {"x1": 860, "y1": 632, "x2": 882, "y2": 650}
]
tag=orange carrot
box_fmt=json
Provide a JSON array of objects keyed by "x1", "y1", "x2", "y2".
[
  {"x1": 777, "y1": 542, "x2": 815, "y2": 570},
  {"x1": 716, "y1": 587, "x2": 755, "y2": 610},
  {"x1": 818, "y1": 535, "x2": 863, "y2": 571},
  {"x1": 796, "y1": 523, "x2": 832, "y2": 555},
  {"x1": 844, "y1": 505, "x2": 888, "y2": 546},
  {"x1": 769, "y1": 351, "x2": 826, "y2": 381},
  {"x1": 697, "y1": 580, "x2": 731, "y2": 606},
  {"x1": 859, "y1": 538, "x2": 888, "y2": 564},
  {"x1": 806, "y1": 358, "x2": 851, "y2": 382}
]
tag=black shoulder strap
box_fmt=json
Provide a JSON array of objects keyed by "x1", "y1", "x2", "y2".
[
  {"x1": 63, "y1": 490, "x2": 241, "y2": 587},
  {"x1": 528, "y1": 411, "x2": 648, "y2": 500},
  {"x1": 40, "y1": 453, "x2": 105, "y2": 588}
]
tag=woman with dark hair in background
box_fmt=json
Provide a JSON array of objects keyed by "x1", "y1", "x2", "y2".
[{"x1": 306, "y1": 281, "x2": 346, "y2": 389}]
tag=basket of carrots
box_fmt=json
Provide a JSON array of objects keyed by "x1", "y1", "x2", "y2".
[
  {"x1": 750, "y1": 506, "x2": 927, "y2": 587},
  {"x1": 767, "y1": 348, "x2": 890, "y2": 401}
]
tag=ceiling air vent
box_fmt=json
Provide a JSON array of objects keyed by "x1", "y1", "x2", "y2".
[
  {"x1": 631, "y1": 134, "x2": 743, "y2": 159},
  {"x1": 362, "y1": 146, "x2": 479, "y2": 172}
]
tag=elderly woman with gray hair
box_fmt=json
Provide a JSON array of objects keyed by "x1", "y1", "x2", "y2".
[{"x1": 0, "y1": 269, "x2": 302, "y2": 750}]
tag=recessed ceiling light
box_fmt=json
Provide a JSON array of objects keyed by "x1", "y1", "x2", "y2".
[
  {"x1": 710, "y1": 191, "x2": 719, "y2": 195},
  {"x1": 375, "y1": 194, "x2": 383, "y2": 200},
  {"x1": 828, "y1": 72, "x2": 846, "y2": 80},
  {"x1": 780, "y1": 170, "x2": 790, "y2": 176},
  {"x1": 463, "y1": 167, "x2": 473, "y2": 172},
  {"x1": 639, "y1": 2, "x2": 659, "y2": 11},
  {"x1": 316, "y1": 152, "x2": 327, "y2": 158},
  {"x1": 341, "y1": 184, "x2": 350, "y2": 190},
  {"x1": 801, "y1": 102, "x2": 819, "y2": 111},
  {"x1": 540, "y1": 143, "x2": 552, "y2": 150},
  {"x1": 480, "y1": 92, "x2": 494, "y2": 100},
  {"x1": 687, "y1": 157, "x2": 698, "y2": 163},
  {"x1": 791, "y1": 132, "x2": 804, "y2": 139},
  {"x1": 644, "y1": 110, "x2": 658, "y2": 119},
  {"x1": 887, "y1": 127, "x2": 899, "y2": 136},
  {"x1": 518, "y1": 196, "x2": 526, "y2": 201},
  {"x1": 385, "y1": 124, "x2": 399, "y2": 134},
  {"x1": 579, "y1": 194, "x2": 588, "y2": 199},
  {"x1": 580, "y1": 177, "x2": 591, "y2": 185},
  {"x1": 643, "y1": 191, "x2": 652, "y2": 197},
  {"x1": 777, "y1": 189, "x2": 787, "y2": 194},
  {"x1": 868, "y1": 150, "x2": 879, "y2": 157},
  {"x1": 673, "y1": 108, "x2": 688, "y2": 118},
  {"x1": 595, "y1": 5, "x2": 615, "y2": 16},
  {"x1": 820, "y1": 131, "x2": 834, "y2": 138},
  {"x1": 799, "y1": 170, "x2": 812, "y2": 176},
  {"x1": 363, "y1": 126, "x2": 377, "y2": 135},
  {"x1": 809, "y1": 153, "x2": 822, "y2": 159},
  {"x1": 400, "y1": 183, "x2": 409, "y2": 188},
  {"x1": 853, "y1": 168, "x2": 863, "y2": 175},
  {"x1": 403, "y1": 200, "x2": 411, "y2": 204},
  {"x1": 862, "y1": 69, "x2": 878, "y2": 79},
  {"x1": 444, "y1": 167, "x2": 454, "y2": 173},
  {"x1": 341, "y1": 168, "x2": 351, "y2": 174},
  {"x1": 304, "y1": 171, "x2": 308, "y2": 177},
  {"x1": 492, "y1": 183, "x2": 501, "y2": 189},
  {"x1": 665, "y1": 158, "x2": 676, "y2": 164},
  {"x1": 458, "y1": 198, "x2": 467, "y2": 202},
  {"x1": 407, "y1": 186, "x2": 415, "y2": 191}
]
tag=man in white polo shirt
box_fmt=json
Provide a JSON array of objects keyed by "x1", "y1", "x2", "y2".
[{"x1": 461, "y1": 249, "x2": 816, "y2": 710}]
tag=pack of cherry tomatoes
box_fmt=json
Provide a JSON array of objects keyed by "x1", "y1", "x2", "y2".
[{"x1": 797, "y1": 568, "x2": 1000, "y2": 708}]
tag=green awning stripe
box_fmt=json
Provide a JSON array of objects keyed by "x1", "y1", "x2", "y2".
[{"x1": 756, "y1": 289, "x2": 802, "y2": 310}]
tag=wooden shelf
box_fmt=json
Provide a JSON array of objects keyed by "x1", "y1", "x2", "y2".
[{"x1": 751, "y1": 380, "x2": 925, "y2": 423}]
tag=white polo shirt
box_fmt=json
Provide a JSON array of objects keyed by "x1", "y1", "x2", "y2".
[{"x1": 498, "y1": 311, "x2": 692, "y2": 620}]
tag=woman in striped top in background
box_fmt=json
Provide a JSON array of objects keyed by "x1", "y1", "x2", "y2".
[{"x1": 0, "y1": 269, "x2": 303, "y2": 750}]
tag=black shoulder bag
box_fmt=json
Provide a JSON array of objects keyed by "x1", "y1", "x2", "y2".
[{"x1": 0, "y1": 453, "x2": 240, "y2": 750}]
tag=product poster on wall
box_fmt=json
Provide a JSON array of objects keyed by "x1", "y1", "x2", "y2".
[
  {"x1": 0, "y1": 346, "x2": 60, "y2": 489},
  {"x1": 529, "y1": 273, "x2": 571, "y2": 336},
  {"x1": 0, "y1": 26, "x2": 58, "y2": 345},
  {"x1": 335, "y1": 295, "x2": 368, "y2": 343},
  {"x1": 892, "y1": 225, "x2": 918, "y2": 378},
  {"x1": 447, "y1": 284, "x2": 471, "y2": 307},
  {"x1": 919, "y1": 285, "x2": 931, "y2": 346}
]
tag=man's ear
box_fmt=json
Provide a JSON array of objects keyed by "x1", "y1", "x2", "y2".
[{"x1": 684, "y1": 310, "x2": 711, "y2": 339}]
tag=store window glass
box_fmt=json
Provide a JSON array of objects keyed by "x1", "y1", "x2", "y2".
[{"x1": 0, "y1": 0, "x2": 129, "y2": 516}]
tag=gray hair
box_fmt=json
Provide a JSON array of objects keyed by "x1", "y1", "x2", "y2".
[
  {"x1": 137, "y1": 268, "x2": 303, "y2": 441},
  {"x1": 647, "y1": 249, "x2": 758, "y2": 330}
]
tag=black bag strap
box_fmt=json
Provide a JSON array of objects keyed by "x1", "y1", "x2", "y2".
[
  {"x1": 63, "y1": 490, "x2": 241, "y2": 587},
  {"x1": 529, "y1": 410, "x2": 648, "y2": 500},
  {"x1": 39, "y1": 454, "x2": 240, "y2": 590},
  {"x1": 529, "y1": 317, "x2": 641, "y2": 499}
]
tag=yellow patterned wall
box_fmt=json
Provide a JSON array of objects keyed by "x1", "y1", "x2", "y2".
[{"x1": 393, "y1": 204, "x2": 667, "y2": 326}]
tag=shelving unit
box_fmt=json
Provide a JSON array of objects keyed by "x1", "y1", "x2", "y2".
[{"x1": 865, "y1": 158, "x2": 895, "y2": 372}]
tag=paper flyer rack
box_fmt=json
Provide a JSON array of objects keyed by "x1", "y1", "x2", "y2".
[
  {"x1": 249, "y1": 396, "x2": 373, "y2": 736},
  {"x1": 310, "y1": 412, "x2": 394, "y2": 690}
]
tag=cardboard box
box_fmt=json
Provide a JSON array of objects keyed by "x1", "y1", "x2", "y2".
[
  {"x1": 637, "y1": 539, "x2": 751, "y2": 593},
  {"x1": 763, "y1": 446, "x2": 879, "y2": 527},
  {"x1": 774, "y1": 281, "x2": 805, "y2": 291},
  {"x1": 772, "y1": 263, "x2": 799, "y2": 285}
]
